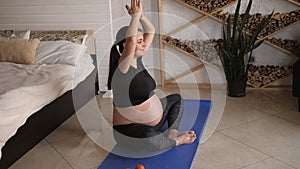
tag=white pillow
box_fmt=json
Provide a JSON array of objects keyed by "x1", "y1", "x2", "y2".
[
  {"x1": 35, "y1": 41, "x2": 87, "y2": 66},
  {"x1": 11, "y1": 30, "x2": 30, "y2": 39}
]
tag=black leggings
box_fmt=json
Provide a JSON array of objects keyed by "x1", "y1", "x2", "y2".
[{"x1": 113, "y1": 94, "x2": 183, "y2": 150}]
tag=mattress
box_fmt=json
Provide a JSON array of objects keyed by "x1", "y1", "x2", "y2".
[{"x1": 0, "y1": 54, "x2": 94, "y2": 159}]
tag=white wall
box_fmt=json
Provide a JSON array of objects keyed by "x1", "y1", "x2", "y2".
[
  {"x1": 160, "y1": 0, "x2": 300, "y2": 86},
  {"x1": 0, "y1": 0, "x2": 109, "y2": 30}
]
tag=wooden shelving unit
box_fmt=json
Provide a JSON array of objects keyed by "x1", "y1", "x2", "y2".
[
  {"x1": 212, "y1": 11, "x2": 300, "y2": 56},
  {"x1": 159, "y1": 0, "x2": 234, "y2": 87},
  {"x1": 158, "y1": 0, "x2": 299, "y2": 89},
  {"x1": 288, "y1": 0, "x2": 300, "y2": 7},
  {"x1": 247, "y1": 64, "x2": 293, "y2": 88},
  {"x1": 162, "y1": 36, "x2": 221, "y2": 67},
  {"x1": 265, "y1": 38, "x2": 299, "y2": 55},
  {"x1": 167, "y1": 0, "x2": 237, "y2": 36},
  {"x1": 176, "y1": 0, "x2": 300, "y2": 55},
  {"x1": 177, "y1": 0, "x2": 300, "y2": 30},
  {"x1": 161, "y1": 37, "x2": 220, "y2": 85},
  {"x1": 175, "y1": 0, "x2": 232, "y2": 26}
]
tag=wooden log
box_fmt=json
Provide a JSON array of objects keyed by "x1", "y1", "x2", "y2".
[
  {"x1": 184, "y1": 0, "x2": 237, "y2": 13},
  {"x1": 246, "y1": 64, "x2": 293, "y2": 88},
  {"x1": 266, "y1": 38, "x2": 299, "y2": 53}
]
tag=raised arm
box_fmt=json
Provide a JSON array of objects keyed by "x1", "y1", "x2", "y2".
[
  {"x1": 118, "y1": 0, "x2": 142, "y2": 73},
  {"x1": 140, "y1": 14, "x2": 155, "y2": 52}
]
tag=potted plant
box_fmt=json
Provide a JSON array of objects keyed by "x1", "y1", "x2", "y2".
[{"x1": 219, "y1": 0, "x2": 273, "y2": 97}]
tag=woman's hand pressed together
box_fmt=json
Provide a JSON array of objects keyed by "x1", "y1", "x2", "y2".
[{"x1": 125, "y1": 0, "x2": 143, "y2": 17}]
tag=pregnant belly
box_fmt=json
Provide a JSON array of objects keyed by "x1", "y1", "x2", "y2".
[{"x1": 113, "y1": 94, "x2": 163, "y2": 126}]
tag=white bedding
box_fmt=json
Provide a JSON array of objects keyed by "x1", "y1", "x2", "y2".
[{"x1": 0, "y1": 54, "x2": 95, "y2": 159}]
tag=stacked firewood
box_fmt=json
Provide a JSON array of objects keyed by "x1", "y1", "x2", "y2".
[
  {"x1": 213, "y1": 10, "x2": 300, "y2": 38},
  {"x1": 30, "y1": 30, "x2": 87, "y2": 44},
  {"x1": 210, "y1": 39, "x2": 223, "y2": 54},
  {"x1": 163, "y1": 36, "x2": 294, "y2": 88},
  {"x1": 266, "y1": 38, "x2": 299, "y2": 53},
  {"x1": 0, "y1": 30, "x2": 14, "y2": 38},
  {"x1": 163, "y1": 36, "x2": 220, "y2": 65},
  {"x1": 247, "y1": 64, "x2": 293, "y2": 88},
  {"x1": 183, "y1": 0, "x2": 236, "y2": 13},
  {"x1": 261, "y1": 10, "x2": 300, "y2": 37},
  {"x1": 213, "y1": 11, "x2": 228, "y2": 21},
  {"x1": 163, "y1": 36, "x2": 195, "y2": 54}
]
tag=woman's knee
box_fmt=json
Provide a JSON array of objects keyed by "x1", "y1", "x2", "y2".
[{"x1": 167, "y1": 93, "x2": 182, "y2": 103}]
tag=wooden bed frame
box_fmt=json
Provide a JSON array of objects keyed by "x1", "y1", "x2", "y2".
[{"x1": 0, "y1": 56, "x2": 98, "y2": 169}]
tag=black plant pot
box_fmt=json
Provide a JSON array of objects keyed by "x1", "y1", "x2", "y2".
[{"x1": 227, "y1": 79, "x2": 247, "y2": 97}]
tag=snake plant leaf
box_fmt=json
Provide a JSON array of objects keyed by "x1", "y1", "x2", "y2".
[
  {"x1": 239, "y1": 32, "x2": 249, "y2": 60},
  {"x1": 238, "y1": 0, "x2": 252, "y2": 36},
  {"x1": 225, "y1": 16, "x2": 232, "y2": 50},
  {"x1": 249, "y1": 11, "x2": 274, "y2": 47},
  {"x1": 232, "y1": 0, "x2": 241, "y2": 44},
  {"x1": 232, "y1": 0, "x2": 241, "y2": 57},
  {"x1": 249, "y1": 39, "x2": 264, "y2": 52},
  {"x1": 219, "y1": 0, "x2": 273, "y2": 81},
  {"x1": 221, "y1": 48, "x2": 233, "y2": 79}
]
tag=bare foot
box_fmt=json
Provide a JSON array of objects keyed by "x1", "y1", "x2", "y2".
[
  {"x1": 175, "y1": 132, "x2": 196, "y2": 146},
  {"x1": 167, "y1": 129, "x2": 180, "y2": 139},
  {"x1": 168, "y1": 129, "x2": 196, "y2": 146}
]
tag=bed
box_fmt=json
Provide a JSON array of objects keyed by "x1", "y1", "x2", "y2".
[{"x1": 0, "y1": 30, "x2": 98, "y2": 169}]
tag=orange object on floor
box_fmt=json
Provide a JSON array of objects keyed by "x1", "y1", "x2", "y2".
[{"x1": 135, "y1": 164, "x2": 145, "y2": 169}]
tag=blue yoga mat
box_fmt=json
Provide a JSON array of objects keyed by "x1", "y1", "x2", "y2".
[{"x1": 99, "y1": 99, "x2": 212, "y2": 169}]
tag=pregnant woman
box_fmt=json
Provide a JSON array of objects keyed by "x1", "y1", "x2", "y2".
[{"x1": 107, "y1": 0, "x2": 196, "y2": 150}]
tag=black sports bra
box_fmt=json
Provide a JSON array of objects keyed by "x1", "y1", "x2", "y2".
[{"x1": 111, "y1": 57, "x2": 156, "y2": 107}]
